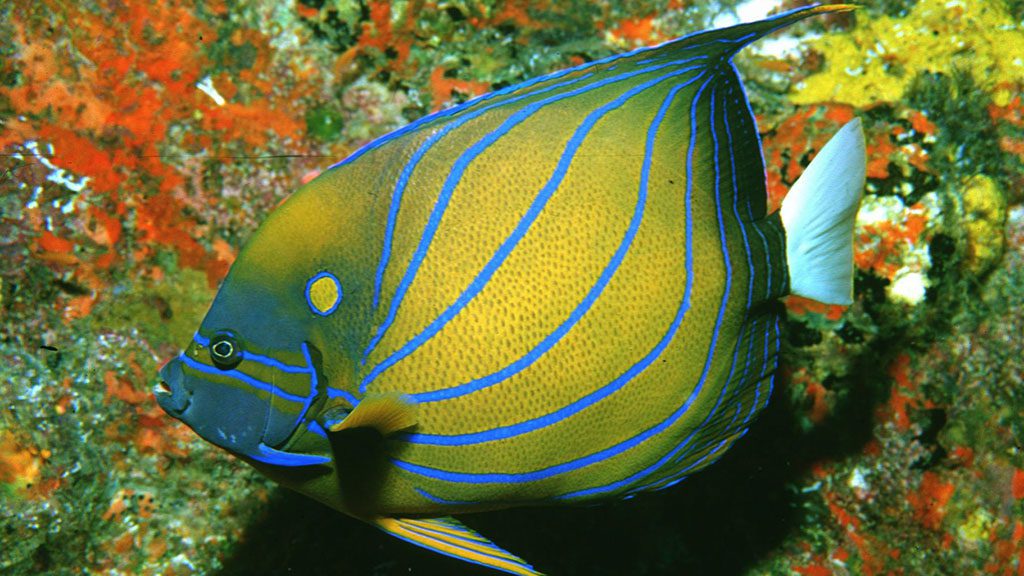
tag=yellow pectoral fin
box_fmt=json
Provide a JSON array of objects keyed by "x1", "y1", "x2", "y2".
[
  {"x1": 328, "y1": 393, "x2": 417, "y2": 436},
  {"x1": 373, "y1": 516, "x2": 543, "y2": 576}
]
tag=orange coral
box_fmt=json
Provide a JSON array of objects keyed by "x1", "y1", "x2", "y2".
[
  {"x1": 429, "y1": 67, "x2": 491, "y2": 111},
  {"x1": 359, "y1": 0, "x2": 422, "y2": 71},
  {"x1": 908, "y1": 471, "x2": 955, "y2": 530},
  {"x1": 610, "y1": 14, "x2": 662, "y2": 46},
  {"x1": 854, "y1": 206, "x2": 929, "y2": 280},
  {"x1": 824, "y1": 493, "x2": 888, "y2": 575},
  {"x1": 1013, "y1": 469, "x2": 1024, "y2": 500},
  {"x1": 2, "y1": 0, "x2": 316, "y2": 308},
  {"x1": 885, "y1": 353, "x2": 926, "y2": 431},
  {"x1": 468, "y1": 0, "x2": 548, "y2": 30},
  {"x1": 785, "y1": 295, "x2": 847, "y2": 321}
]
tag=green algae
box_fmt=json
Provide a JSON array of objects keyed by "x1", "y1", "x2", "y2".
[
  {"x1": 305, "y1": 105, "x2": 345, "y2": 141},
  {"x1": 89, "y1": 267, "x2": 214, "y2": 349},
  {"x1": 904, "y1": 68, "x2": 1006, "y2": 179}
]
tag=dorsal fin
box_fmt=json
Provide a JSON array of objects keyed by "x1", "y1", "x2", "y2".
[
  {"x1": 374, "y1": 516, "x2": 542, "y2": 576},
  {"x1": 327, "y1": 393, "x2": 417, "y2": 435},
  {"x1": 648, "y1": 3, "x2": 856, "y2": 61}
]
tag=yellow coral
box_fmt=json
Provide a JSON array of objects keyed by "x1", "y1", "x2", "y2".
[
  {"x1": 791, "y1": 0, "x2": 1024, "y2": 107},
  {"x1": 962, "y1": 174, "x2": 1007, "y2": 276},
  {"x1": 956, "y1": 507, "x2": 993, "y2": 544}
]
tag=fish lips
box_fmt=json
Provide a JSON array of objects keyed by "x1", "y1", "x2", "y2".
[{"x1": 155, "y1": 357, "x2": 191, "y2": 415}]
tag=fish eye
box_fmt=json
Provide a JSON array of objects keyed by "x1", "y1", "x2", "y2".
[{"x1": 209, "y1": 332, "x2": 243, "y2": 370}]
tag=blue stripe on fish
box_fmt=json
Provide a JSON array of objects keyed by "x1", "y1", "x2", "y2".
[
  {"x1": 327, "y1": 387, "x2": 361, "y2": 405},
  {"x1": 363, "y1": 61, "x2": 703, "y2": 371},
  {"x1": 360, "y1": 20, "x2": 790, "y2": 387},
  {"x1": 193, "y1": 333, "x2": 312, "y2": 375},
  {"x1": 554, "y1": 80, "x2": 742, "y2": 500},
  {"x1": 180, "y1": 354, "x2": 308, "y2": 405},
  {"x1": 360, "y1": 59, "x2": 708, "y2": 390},
  {"x1": 414, "y1": 487, "x2": 475, "y2": 506},
  {"x1": 390, "y1": 75, "x2": 720, "y2": 482},
  {"x1": 724, "y1": 72, "x2": 773, "y2": 297},
  {"x1": 381, "y1": 523, "x2": 530, "y2": 573},
  {"x1": 721, "y1": 88, "x2": 757, "y2": 321},
  {"x1": 156, "y1": 5, "x2": 864, "y2": 574},
  {"x1": 400, "y1": 71, "x2": 705, "y2": 411},
  {"x1": 368, "y1": 71, "x2": 599, "y2": 312},
  {"x1": 401, "y1": 74, "x2": 700, "y2": 445}
]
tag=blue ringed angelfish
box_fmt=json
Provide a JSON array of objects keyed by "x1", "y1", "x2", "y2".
[{"x1": 155, "y1": 5, "x2": 866, "y2": 575}]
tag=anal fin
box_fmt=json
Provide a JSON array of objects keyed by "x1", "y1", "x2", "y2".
[{"x1": 373, "y1": 516, "x2": 542, "y2": 576}]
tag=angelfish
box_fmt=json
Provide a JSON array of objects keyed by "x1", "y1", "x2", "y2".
[{"x1": 155, "y1": 5, "x2": 865, "y2": 575}]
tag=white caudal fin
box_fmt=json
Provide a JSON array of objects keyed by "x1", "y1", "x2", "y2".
[{"x1": 780, "y1": 118, "x2": 866, "y2": 305}]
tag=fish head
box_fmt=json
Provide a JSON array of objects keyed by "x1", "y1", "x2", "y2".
[
  {"x1": 155, "y1": 187, "x2": 366, "y2": 469},
  {"x1": 155, "y1": 275, "x2": 334, "y2": 467}
]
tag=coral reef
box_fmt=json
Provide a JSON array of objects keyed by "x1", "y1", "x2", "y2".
[{"x1": 1, "y1": 1, "x2": 1022, "y2": 575}]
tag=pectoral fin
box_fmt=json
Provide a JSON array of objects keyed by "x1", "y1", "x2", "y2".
[
  {"x1": 327, "y1": 393, "x2": 417, "y2": 436},
  {"x1": 373, "y1": 516, "x2": 542, "y2": 576}
]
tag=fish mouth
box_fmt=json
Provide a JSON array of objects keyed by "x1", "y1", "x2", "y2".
[{"x1": 155, "y1": 357, "x2": 192, "y2": 415}]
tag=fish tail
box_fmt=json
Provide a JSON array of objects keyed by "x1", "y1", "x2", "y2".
[
  {"x1": 667, "y1": 3, "x2": 857, "y2": 58},
  {"x1": 780, "y1": 118, "x2": 867, "y2": 305}
]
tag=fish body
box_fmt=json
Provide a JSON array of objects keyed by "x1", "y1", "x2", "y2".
[{"x1": 156, "y1": 5, "x2": 865, "y2": 575}]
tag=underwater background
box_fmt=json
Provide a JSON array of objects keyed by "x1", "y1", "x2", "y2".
[{"x1": 1, "y1": 0, "x2": 1022, "y2": 574}]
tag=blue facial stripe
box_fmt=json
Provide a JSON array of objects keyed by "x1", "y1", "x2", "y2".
[
  {"x1": 368, "y1": 71, "x2": 598, "y2": 313},
  {"x1": 193, "y1": 334, "x2": 312, "y2": 375},
  {"x1": 401, "y1": 77, "x2": 698, "y2": 447},
  {"x1": 184, "y1": 338, "x2": 325, "y2": 422},
  {"x1": 284, "y1": 341, "x2": 322, "y2": 438},
  {"x1": 389, "y1": 77, "x2": 720, "y2": 483},
  {"x1": 181, "y1": 354, "x2": 307, "y2": 405},
  {"x1": 360, "y1": 58, "x2": 709, "y2": 388}
]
